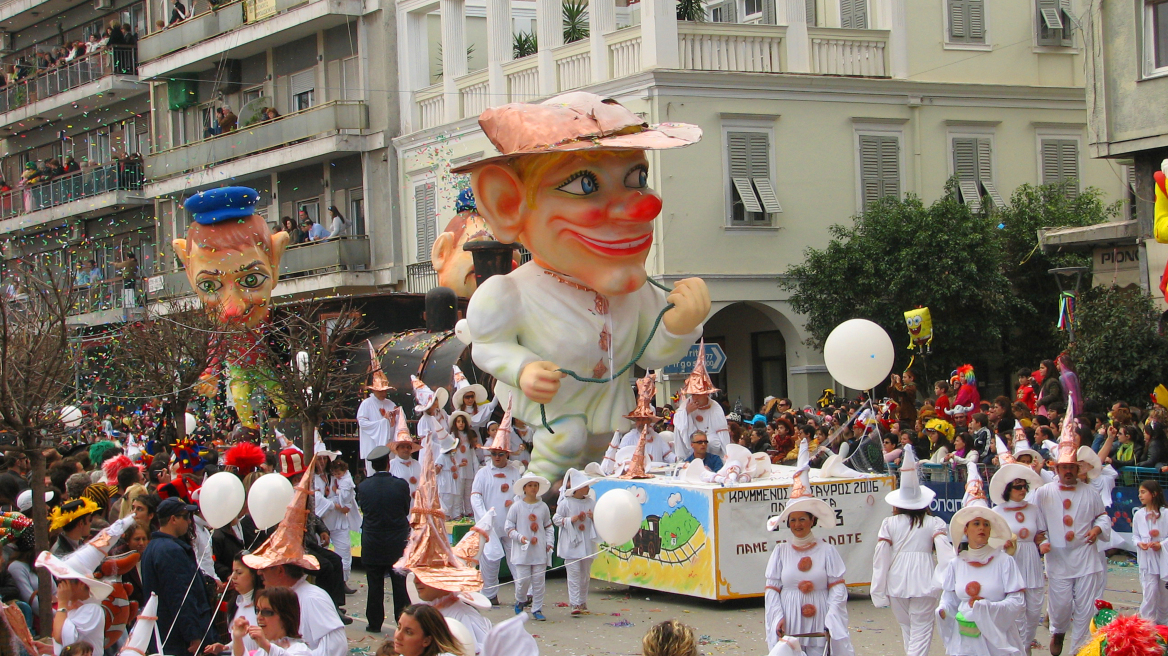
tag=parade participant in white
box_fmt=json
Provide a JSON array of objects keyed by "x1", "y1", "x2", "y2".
[
  {"x1": 552, "y1": 468, "x2": 598, "y2": 614},
  {"x1": 316, "y1": 454, "x2": 361, "y2": 583},
  {"x1": 389, "y1": 408, "x2": 423, "y2": 493},
  {"x1": 505, "y1": 473, "x2": 554, "y2": 620},
  {"x1": 357, "y1": 342, "x2": 398, "y2": 476},
  {"x1": 451, "y1": 410, "x2": 482, "y2": 519},
  {"x1": 764, "y1": 439, "x2": 854, "y2": 656},
  {"x1": 451, "y1": 365, "x2": 497, "y2": 436},
  {"x1": 871, "y1": 445, "x2": 955, "y2": 656},
  {"x1": 34, "y1": 551, "x2": 111, "y2": 655},
  {"x1": 936, "y1": 506, "x2": 1027, "y2": 656},
  {"x1": 408, "y1": 571, "x2": 494, "y2": 654},
  {"x1": 435, "y1": 433, "x2": 464, "y2": 519},
  {"x1": 1132, "y1": 480, "x2": 1168, "y2": 625},
  {"x1": 619, "y1": 372, "x2": 675, "y2": 463},
  {"x1": 672, "y1": 344, "x2": 730, "y2": 459},
  {"x1": 1032, "y1": 407, "x2": 1110, "y2": 656},
  {"x1": 1080, "y1": 446, "x2": 1124, "y2": 558},
  {"x1": 413, "y1": 375, "x2": 450, "y2": 462},
  {"x1": 471, "y1": 397, "x2": 524, "y2": 603},
  {"x1": 989, "y1": 453, "x2": 1047, "y2": 653}
]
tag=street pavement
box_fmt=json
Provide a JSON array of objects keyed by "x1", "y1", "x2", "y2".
[{"x1": 333, "y1": 558, "x2": 1145, "y2": 655}]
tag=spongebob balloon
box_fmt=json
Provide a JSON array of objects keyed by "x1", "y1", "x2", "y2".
[
  {"x1": 1154, "y1": 160, "x2": 1168, "y2": 302},
  {"x1": 904, "y1": 307, "x2": 933, "y2": 351}
]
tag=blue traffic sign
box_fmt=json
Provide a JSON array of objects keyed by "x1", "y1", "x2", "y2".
[{"x1": 661, "y1": 342, "x2": 727, "y2": 375}]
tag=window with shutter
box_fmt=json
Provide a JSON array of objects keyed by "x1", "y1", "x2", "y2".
[
  {"x1": 1037, "y1": 0, "x2": 1072, "y2": 47},
  {"x1": 1040, "y1": 138, "x2": 1080, "y2": 198},
  {"x1": 291, "y1": 69, "x2": 315, "y2": 111},
  {"x1": 709, "y1": 0, "x2": 736, "y2": 22},
  {"x1": 840, "y1": 0, "x2": 867, "y2": 29},
  {"x1": 953, "y1": 137, "x2": 1002, "y2": 211},
  {"x1": 1126, "y1": 164, "x2": 1137, "y2": 219},
  {"x1": 949, "y1": 0, "x2": 985, "y2": 43},
  {"x1": 727, "y1": 131, "x2": 779, "y2": 225},
  {"x1": 859, "y1": 135, "x2": 901, "y2": 207},
  {"x1": 806, "y1": 0, "x2": 817, "y2": 25},
  {"x1": 415, "y1": 182, "x2": 437, "y2": 260},
  {"x1": 1149, "y1": 1, "x2": 1168, "y2": 71}
]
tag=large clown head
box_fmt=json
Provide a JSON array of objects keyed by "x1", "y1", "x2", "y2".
[
  {"x1": 173, "y1": 187, "x2": 289, "y2": 329},
  {"x1": 431, "y1": 188, "x2": 496, "y2": 297},
  {"x1": 453, "y1": 92, "x2": 700, "y2": 297}
]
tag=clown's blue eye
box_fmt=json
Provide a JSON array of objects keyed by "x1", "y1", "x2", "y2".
[
  {"x1": 625, "y1": 165, "x2": 648, "y2": 189},
  {"x1": 557, "y1": 171, "x2": 599, "y2": 196}
]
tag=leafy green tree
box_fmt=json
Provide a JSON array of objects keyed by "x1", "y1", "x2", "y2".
[
  {"x1": 782, "y1": 181, "x2": 1012, "y2": 384},
  {"x1": 996, "y1": 182, "x2": 1119, "y2": 382},
  {"x1": 1068, "y1": 286, "x2": 1168, "y2": 409}
]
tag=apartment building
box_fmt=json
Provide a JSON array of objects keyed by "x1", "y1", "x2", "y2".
[{"x1": 393, "y1": 0, "x2": 1128, "y2": 407}]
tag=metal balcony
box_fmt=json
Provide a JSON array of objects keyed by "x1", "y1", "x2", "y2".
[
  {"x1": 0, "y1": 162, "x2": 147, "y2": 235},
  {"x1": 0, "y1": 47, "x2": 144, "y2": 132}
]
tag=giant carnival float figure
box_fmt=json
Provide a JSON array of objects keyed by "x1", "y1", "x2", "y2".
[
  {"x1": 452, "y1": 91, "x2": 712, "y2": 484},
  {"x1": 174, "y1": 187, "x2": 290, "y2": 431}
]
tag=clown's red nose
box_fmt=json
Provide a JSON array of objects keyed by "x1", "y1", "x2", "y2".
[{"x1": 625, "y1": 193, "x2": 662, "y2": 221}]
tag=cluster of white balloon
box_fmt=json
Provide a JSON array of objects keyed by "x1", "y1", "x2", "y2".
[
  {"x1": 199, "y1": 470, "x2": 294, "y2": 530},
  {"x1": 821, "y1": 318, "x2": 896, "y2": 392}
]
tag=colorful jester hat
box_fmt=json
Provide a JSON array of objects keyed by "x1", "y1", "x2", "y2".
[
  {"x1": 1077, "y1": 600, "x2": 1167, "y2": 656},
  {"x1": 0, "y1": 512, "x2": 32, "y2": 547},
  {"x1": 172, "y1": 437, "x2": 211, "y2": 474}
]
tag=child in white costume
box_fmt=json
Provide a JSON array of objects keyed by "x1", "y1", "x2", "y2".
[
  {"x1": 412, "y1": 375, "x2": 450, "y2": 463},
  {"x1": 871, "y1": 445, "x2": 955, "y2": 656},
  {"x1": 1133, "y1": 480, "x2": 1168, "y2": 625},
  {"x1": 990, "y1": 458, "x2": 1047, "y2": 652},
  {"x1": 471, "y1": 398, "x2": 524, "y2": 603},
  {"x1": 505, "y1": 473, "x2": 553, "y2": 621},
  {"x1": 317, "y1": 456, "x2": 362, "y2": 582},
  {"x1": 389, "y1": 408, "x2": 422, "y2": 493},
  {"x1": 553, "y1": 468, "x2": 598, "y2": 615},
  {"x1": 937, "y1": 506, "x2": 1027, "y2": 656},
  {"x1": 451, "y1": 411, "x2": 482, "y2": 519},
  {"x1": 434, "y1": 434, "x2": 463, "y2": 519},
  {"x1": 764, "y1": 439, "x2": 854, "y2": 656}
]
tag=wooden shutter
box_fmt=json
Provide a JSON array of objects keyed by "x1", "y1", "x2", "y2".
[
  {"x1": 709, "y1": 0, "x2": 736, "y2": 23},
  {"x1": 953, "y1": 137, "x2": 982, "y2": 212},
  {"x1": 762, "y1": 0, "x2": 776, "y2": 24},
  {"x1": 1058, "y1": 0, "x2": 1072, "y2": 45},
  {"x1": 840, "y1": 0, "x2": 866, "y2": 29},
  {"x1": 415, "y1": 181, "x2": 437, "y2": 260},
  {"x1": 1037, "y1": 0, "x2": 1071, "y2": 46},
  {"x1": 806, "y1": 0, "x2": 816, "y2": 25},
  {"x1": 326, "y1": 60, "x2": 342, "y2": 101},
  {"x1": 729, "y1": 132, "x2": 764, "y2": 214},
  {"x1": 1039, "y1": 0, "x2": 1063, "y2": 28},
  {"x1": 1041, "y1": 138, "x2": 1080, "y2": 198},
  {"x1": 968, "y1": 0, "x2": 985, "y2": 40},
  {"x1": 948, "y1": 0, "x2": 966, "y2": 40},
  {"x1": 859, "y1": 135, "x2": 900, "y2": 207},
  {"x1": 975, "y1": 138, "x2": 1004, "y2": 208}
]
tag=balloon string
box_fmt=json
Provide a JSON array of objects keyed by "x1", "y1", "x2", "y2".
[
  {"x1": 539, "y1": 278, "x2": 675, "y2": 435},
  {"x1": 192, "y1": 531, "x2": 268, "y2": 655}
]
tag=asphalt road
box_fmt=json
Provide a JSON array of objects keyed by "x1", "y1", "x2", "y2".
[{"x1": 333, "y1": 558, "x2": 1145, "y2": 655}]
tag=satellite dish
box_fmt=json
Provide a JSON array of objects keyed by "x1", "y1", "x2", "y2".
[{"x1": 238, "y1": 96, "x2": 274, "y2": 127}]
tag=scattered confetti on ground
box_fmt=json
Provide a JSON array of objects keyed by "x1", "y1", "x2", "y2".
[
  {"x1": 605, "y1": 620, "x2": 635, "y2": 628},
  {"x1": 698, "y1": 636, "x2": 736, "y2": 645}
]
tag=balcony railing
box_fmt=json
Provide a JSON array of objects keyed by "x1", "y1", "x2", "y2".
[
  {"x1": 0, "y1": 161, "x2": 144, "y2": 221},
  {"x1": 138, "y1": 0, "x2": 314, "y2": 62},
  {"x1": 678, "y1": 22, "x2": 785, "y2": 73},
  {"x1": 0, "y1": 47, "x2": 139, "y2": 115},
  {"x1": 406, "y1": 261, "x2": 437, "y2": 294},
  {"x1": 146, "y1": 101, "x2": 368, "y2": 179},
  {"x1": 807, "y1": 27, "x2": 888, "y2": 77},
  {"x1": 71, "y1": 278, "x2": 144, "y2": 317}
]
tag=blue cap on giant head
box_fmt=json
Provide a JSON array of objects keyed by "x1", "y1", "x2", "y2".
[
  {"x1": 455, "y1": 187, "x2": 476, "y2": 214},
  {"x1": 183, "y1": 187, "x2": 260, "y2": 225}
]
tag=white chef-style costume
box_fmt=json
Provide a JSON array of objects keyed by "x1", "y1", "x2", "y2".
[
  {"x1": 1033, "y1": 414, "x2": 1111, "y2": 656},
  {"x1": 315, "y1": 454, "x2": 362, "y2": 582},
  {"x1": 388, "y1": 408, "x2": 422, "y2": 493},
  {"x1": 936, "y1": 506, "x2": 1027, "y2": 656},
  {"x1": 1082, "y1": 447, "x2": 1126, "y2": 556},
  {"x1": 871, "y1": 445, "x2": 955, "y2": 656},
  {"x1": 505, "y1": 473, "x2": 554, "y2": 614},
  {"x1": 412, "y1": 374, "x2": 450, "y2": 463},
  {"x1": 460, "y1": 261, "x2": 701, "y2": 483},
  {"x1": 553, "y1": 468, "x2": 598, "y2": 612},
  {"x1": 471, "y1": 398, "x2": 524, "y2": 600},
  {"x1": 989, "y1": 459, "x2": 1047, "y2": 651},
  {"x1": 1133, "y1": 499, "x2": 1168, "y2": 624},
  {"x1": 619, "y1": 425, "x2": 675, "y2": 463},
  {"x1": 452, "y1": 364, "x2": 497, "y2": 434},
  {"x1": 763, "y1": 439, "x2": 854, "y2": 656},
  {"x1": 35, "y1": 552, "x2": 110, "y2": 656},
  {"x1": 672, "y1": 348, "x2": 729, "y2": 459},
  {"x1": 451, "y1": 411, "x2": 482, "y2": 519},
  {"x1": 357, "y1": 341, "x2": 397, "y2": 476},
  {"x1": 435, "y1": 433, "x2": 464, "y2": 519}
]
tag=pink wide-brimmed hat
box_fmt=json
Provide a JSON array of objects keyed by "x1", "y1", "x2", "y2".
[{"x1": 450, "y1": 92, "x2": 701, "y2": 174}]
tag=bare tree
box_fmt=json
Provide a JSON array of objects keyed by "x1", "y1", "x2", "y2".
[
  {"x1": 0, "y1": 261, "x2": 81, "y2": 624},
  {"x1": 106, "y1": 298, "x2": 237, "y2": 443},
  {"x1": 253, "y1": 300, "x2": 365, "y2": 454}
]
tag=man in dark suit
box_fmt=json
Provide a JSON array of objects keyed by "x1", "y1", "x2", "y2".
[{"x1": 357, "y1": 445, "x2": 411, "y2": 633}]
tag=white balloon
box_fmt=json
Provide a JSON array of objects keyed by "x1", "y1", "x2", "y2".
[
  {"x1": 60, "y1": 406, "x2": 82, "y2": 428},
  {"x1": 200, "y1": 472, "x2": 246, "y2": 529},
  {"x1": 247, "y1": 473, "x2": 294, "y2": 530},
  {"x1": 594, "y1": 488, "x2": 643, "y2": 545},
  {"x1": 185, "y1": 413, "x2": 197, "y2": 435},
  {"x1": 822, "y1": 319, "x2": 895, "y2": 391},
  {"x1": 445, "y1": 617, "x2": 475, "y2": 656}
]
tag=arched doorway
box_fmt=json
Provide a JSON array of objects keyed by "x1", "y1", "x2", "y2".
[{"x1": 702, "y1": 302, "x2": 789, "y2": 412}]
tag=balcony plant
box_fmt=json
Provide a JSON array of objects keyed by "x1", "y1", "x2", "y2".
[
  {"x1": 676, "y1": 0, "x2": 706, "y2": 21},
  {"x1": 563, "y1": 0, "x2": 590, "y2": 43},
  {"x1": 513, "y1": 31, "x2": 538, "y2": 58}
]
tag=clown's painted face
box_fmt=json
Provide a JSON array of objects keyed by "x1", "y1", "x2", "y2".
[
  {"x1": 475, "y1": 150, "x2": 662, "y2": 297},
  {"x1": 184, "y1": 241, "x2": 278, "y2": 328}
]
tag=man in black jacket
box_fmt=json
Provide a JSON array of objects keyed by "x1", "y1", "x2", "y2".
[
  {"x1": 142, "y1": 498, "x2": 213, "y2": 655},
  {"x1": 357, "y1": 445, "x2": 411, "y2": 633}
]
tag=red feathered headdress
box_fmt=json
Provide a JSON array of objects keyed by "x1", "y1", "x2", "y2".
[
  {"x1": 225, "y1": 443, "x2": 265, "y2": 476},
  {"x1": 1101, "y1": 614, "x2": 1163, "y2": 656},
  {"x1": 102, "y1": 455, "x2": 136, "y2": 484}
]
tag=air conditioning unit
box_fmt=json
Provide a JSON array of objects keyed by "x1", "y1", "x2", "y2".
[
  {"x1": 0, "y1": 33, "x2": 12, "y2": 54},
  {"x1": 94, "y1": 0, "x2": 112, "y2": 10}
]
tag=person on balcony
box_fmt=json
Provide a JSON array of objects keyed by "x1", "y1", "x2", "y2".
[
  {"x1": 169, "y1": 0, "x2": 190, "y2": 25},
  {"x1": 85, "y1": 35, "x2": 103, "y2": 54},
  {"x1": 326, "y1": 207, "x2": 347, "y2": 239}
]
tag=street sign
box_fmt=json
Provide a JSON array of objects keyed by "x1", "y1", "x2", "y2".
[{"x1": 661, "y1": 342, "x2": 727, "y2": 375}]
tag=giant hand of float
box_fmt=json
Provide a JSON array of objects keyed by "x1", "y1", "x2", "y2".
[
  {"x1": 172, "y1": 187, "x2": 291, "y2": 430},
  {"x1": 1154, "y1": 161, "x2": 1168, "y2": 301},
  {"x1": 453, "y1": 92, "x2": 709, "y2": 482}
]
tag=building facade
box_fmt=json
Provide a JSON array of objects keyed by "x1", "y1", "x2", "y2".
[{"x1": 394, "y1": 0, "x2": 1127, "y2": 407}]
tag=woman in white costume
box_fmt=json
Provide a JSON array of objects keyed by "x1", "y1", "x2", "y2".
[
  {"x1": 763, "y1": 439, "x2": 854, "y2": 656},
  {"x1": 1132, "y1": 479, "x2": 1168, "y2": 624},
  {"x1": 937, "y1": 506, "x2": 1027, "y2": 656},
  {"x1": 990, "y1": 459, "x2": 1046, "y2": 654},
  {"x1": 871, "y1": 445, "x2": 955, "y2": 656}
]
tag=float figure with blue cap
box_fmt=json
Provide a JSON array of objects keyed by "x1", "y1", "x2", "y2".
[
  {"x1": 173, "y1": 186, "x2": 290, "y2": 430},
  {"x1": 432, "y1": 186, "x2": 513, "y2": 297}
]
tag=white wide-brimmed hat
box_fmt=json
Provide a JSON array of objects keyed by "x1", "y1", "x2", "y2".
[
  {"x1": 989, "y1": 463, "x2": 1044, "y2": 506},
  {"x1": 583, "y1": 462, "x2": 606, "y2": 478},
  {"x1": 747, "y1": 452, "x2": 772, "y2": 479},
  {"x1": 406, "y1": 571, "x2": 492, "y2": 610},
  {"x1": 820, "y1": 453, "x2": 862, "y2": 479},
  {"x1": 949, "y1": 505, "x2": 1011, "y2": 547},
  {"x1": 412, "y1": 375, "x2": 450, "y2": 414},
  {"x1": 435, "y1": 433, "x2": 459, "y2": 455},
  {"x1": 884, "y1": 445, "x2": 935, "y2": 511},
  {"x1": 681, "y1": 459, "x2": 709, "y2": 484},
  {"x1": 769, "y1": 439, "x2": 833, "y2": 530},
  {"x1": 35, "y1": 551, "x2": 113, "y2": 601},
  {"x1": 1077, "y1": 445, "x2": 1103, "y2": 480},
  {"x1": 514, "y1": 473, "x2": 550, "y2": 498},
  {"x1": 563, "y1": 468, "x2": 596, "y2": 495},
  {"x1": 1012, "y1": 437, "x2": 1041, "y2": 462},
  {"x1": 451, "y1": 365, "x2": 488, "y2": 409},
  {"x1": 723, "y1": 444, "x2": 752, "y2": 470},
  {"x1": 449, "y1": 410, "x2": 475, "y2": 430}
]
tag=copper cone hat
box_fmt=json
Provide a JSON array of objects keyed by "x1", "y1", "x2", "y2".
[
  {"x1": 487, "y1": 395, "x2": 516, "y2": 453},
  {"x1": 392, "y1": 408, "x2": 421, "y2": 451},
  {"x1": 395, "y1": 445, "x2": 482, "y2": 592},
  {"x1": 243, "y1": 458, "x2": 321, "y2": 571},
  {"x1": 1056, "y1": 393, "x2": 1078, "y2": 465},
  {"x1": 620, "y1": 424, "x2": 651, "y2": 479},
  {"x1": 680, "y1": 341, "x2": 719, "y2": 395},
  {"x1": 368, "y1": 341, "x2": 391, "y2": 392},
  {"x1": 624, "y1": 372, "x2": 658, "y2": 420}
]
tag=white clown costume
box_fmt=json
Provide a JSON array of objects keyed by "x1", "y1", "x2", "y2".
[
  {"x1": 470, "y1": 396, "x2": 524, "y2": 601},
  {"x1": 1132, "y1": 495, "x2": 1168, "y2": 624},
  {"x1": 388, "y1": 408, "x2": 422, "y2": 493},
  {"x1": 553, "y1": 468, "x2": 598, "y2": 613},
  {"x1": 672, "y1": 343, "x2": 730, "y2": 459},
  {"x1": 356, "y1": 341, "x2": 397, "y2": 476},
  {"x1": 435, "y1": 433, "x2": 464, "y2": 519},
  {"x1": 413, "y1": 375, "x2": 450, "y2": 463},
  {"x1": 936, "y1": 506, "x2": 1027, "y2": 656},
  {"x1": 989, "y1": 455, "x2": 1047, "y2": 651},
  {"x1": 505, "y1": 473, "x2": 554, "y2": 616},
  {"x1": 763, "y1": 439, "x2": 854, "y2": 656},
  {"x1": 871, "y1": 444, "x2": 955, "y2": 656}
]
